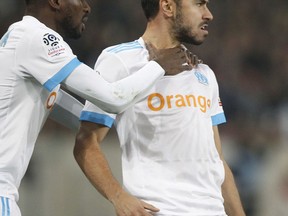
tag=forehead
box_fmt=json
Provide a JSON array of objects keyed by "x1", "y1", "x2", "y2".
[
  {"x1": 193, "y1": 0, "x2": 210, "y2": 3},
  {"x1": 180, "y1": 0, "x2": 210, "y2": 4}
]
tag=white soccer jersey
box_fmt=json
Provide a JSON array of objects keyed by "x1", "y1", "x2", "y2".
[
  {"x1": 81, "y1": 38, "x2": 227, "y2": 215},
  {"x1": 0, "y1": 16, "x2": 81, "y2": 201}
]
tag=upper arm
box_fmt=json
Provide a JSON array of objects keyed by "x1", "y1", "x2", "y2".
[
  {"x1": 213, "y1": 125, "x2": 223, "y2": 159},
  {"x1": 74, "y1": 121, "x2": 111, "y2": 162},
  {"x1": 75, "y1": 121, "x2": 111, "y2": 148}
]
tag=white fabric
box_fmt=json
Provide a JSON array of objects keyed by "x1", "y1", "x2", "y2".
[
  {"x1": 63, "y1": 61, "x2": 164, "y2": 113},
  {"x1": 0, "y1": 15, "x2": 164, "y2": 203},
  {"x1": 0, "y1": 196, "x2": 21, "y2": 216},
  {"x1": 81, "y1": 38, "x2": 227, "y2": 215},
  {"x1": 0, "y1": 16, "x2": 76, "y2": 201},
  {"x1": 49, "y1": 89, "x2": 84, "y2": 133}
]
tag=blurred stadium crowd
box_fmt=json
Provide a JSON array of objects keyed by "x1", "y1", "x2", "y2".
[{"x1": 1, "y1": 1, "x2": 288, "y2": 215}]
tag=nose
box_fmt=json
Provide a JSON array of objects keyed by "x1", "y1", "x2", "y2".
[
  {"x1": 203, "y1": 7, "x2": 213, "y2": 21},
  {"x1": 83, "y1": 0, "x2": 91, "y2": 14}
]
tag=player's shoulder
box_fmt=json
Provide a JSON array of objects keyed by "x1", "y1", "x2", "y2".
[
  {"x1": 103, "y1": 39, "x2": 144, "y2": 56},
  {"x1": 194, "y1": 63, "x2": 218, "y2": 84},
  {"x1": 197, "y1": 63, "x2": 213, "y2": 72},
  {"x1": 99, "y1": 39, "x2": 147, "y2": 66},
  {"x1": 3, "y1": 16, "x2": 60, "y2": 51},
  {"x1": 196, "y1": 63, "x2": 216, "y2": 76},
  {"x1": 19, "y1": 16, "x2": 62, "y2": 41}
]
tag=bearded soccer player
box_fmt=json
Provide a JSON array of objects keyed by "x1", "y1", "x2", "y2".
[{"x1": 74, "y1": 0, "x2": 246, "y2": 215}]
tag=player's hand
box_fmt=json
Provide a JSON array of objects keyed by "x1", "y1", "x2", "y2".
[
  {"x1": 181, "y1": 44, "x2": 203, "y2": 68},
  {"x1": 146, "y1": 42, "x2": 202, "y2": 76},
  {"x1": 111, "y1": 190, "x2": 159, "y2": 216}
]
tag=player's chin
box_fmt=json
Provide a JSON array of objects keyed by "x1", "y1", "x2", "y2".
[
  {"x1": 186, "y1": 38, "x2": 205, "y2": 46},
  {"x1": 72, "y1": 24, "x2": 85, "y2": 38},
  {"x1": 193, "y1": 35, "x2": 207, "y2": 45},
  {"x1": 73, "y1": 27, "x2": 84, "y2": 39}
]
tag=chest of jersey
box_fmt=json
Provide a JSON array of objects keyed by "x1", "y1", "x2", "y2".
[
  {"x1": 116, "y1": 69, "x2": 216, "y2": 162},
  {"x1": 136, "y1": 69, "x2": 212, "y2": 119}
]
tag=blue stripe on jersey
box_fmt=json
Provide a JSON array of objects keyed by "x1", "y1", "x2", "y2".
[
  {"x1": 5, "y1": 198, "x2": 9, "y2": 216},
  {"x1": 1, "y1": 197, "x2": 4, "y2": 216},
  {"x1": 107, "y1": 41, "x2": 142, "y2": 53},
  {"x1": 1, "y1": 197, "x2": 10, "y2": 216},
  {"x1": 211, "y1": 113, "x2": 226, "y2": 126},
  {"x1": 80, "y1": 111, "x2": 114, "y2": 128},
  {"x1": 43, "y1": 57, "x2": 81, "y2": 92}
]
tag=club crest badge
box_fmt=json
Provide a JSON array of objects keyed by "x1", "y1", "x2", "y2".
[{"x1": 194, "y1": 71, "x2": 209, "y2": 85}]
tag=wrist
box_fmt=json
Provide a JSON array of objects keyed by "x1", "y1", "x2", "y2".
[{"x1": 108, "y1": 188, "x2": 123, "y2": 205}]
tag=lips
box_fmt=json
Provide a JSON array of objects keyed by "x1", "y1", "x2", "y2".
[
  {"x1": 81, "y1": 16, "x2": 88, "y2": 31},
  {"x1": 82, "y1": 16, "x2": 88, "y2": 23},
  {"x1": 200, "y1": 24, "x2": 208, "y2": 30}
]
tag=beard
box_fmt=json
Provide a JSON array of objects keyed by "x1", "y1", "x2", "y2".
[
  {"x1": 60, "y1": 9, "x2": 82, "y2": 39},
  {"x1": 171, "y1": 9, "x2": 204, "y2": 45}
]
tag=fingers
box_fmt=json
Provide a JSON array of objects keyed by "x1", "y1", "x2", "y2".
[
  {"x1": 142, "y1": 201, "x2": 160, "y2": 213},
  {"x1": 182, "y1": 64, "x2": 193, "y2": 71},
  {"x1": 145, "y1": 41, "x2": 202, "y2": 76},
  {"x1": 186, "y1": 50, "x2": 203, "y2": 67},
  {"x1": 143, "y1": 201, "x2": 160, "y2": 216},
  {"x1": 145, "y1": 42, "x2": 158, "y2": 61}
]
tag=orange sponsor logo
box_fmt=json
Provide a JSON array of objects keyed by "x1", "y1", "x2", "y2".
[
  {"x1": 46, "y1": 92, "x2": 57, "y2": 109},
  {"x1": 147, "y1": 93, "x2": 211, "y2": 113}
]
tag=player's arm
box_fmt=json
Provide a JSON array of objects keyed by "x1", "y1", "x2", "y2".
[
  {"x1": 49, "y1": 89, "x2": 83, "y2": 133},
  {"x1": 62, "y1": 44, "x2": 192, "y2": 114},
  {"x1": 213, "y1": 126, "x2": 246, "y2": 216},
  {"x1": 61, "y1": 61, "x2": 163, "y2": 114},
  {"x1": 74, "y1": 121, "x2": 159, "y2": 216},
  {"x1": 24, "y1": 30, "x2": 191, "y2": 114}
]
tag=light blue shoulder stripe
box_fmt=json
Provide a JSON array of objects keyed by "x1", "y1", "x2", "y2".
[
  {"x1": 43, "y1": 57, "x2": 81, "y2": 92},
  {"x1": 107, "y1": 41, "x2": 142, "y2": 53},
  {"x1": 0, "y1": 30, "x2": 11, "y2": 47},
  {"x1": 211, "y1": 113, "x2": 226, "y2": 126},
  {"x1": 80, "y1": 111, "x2": 114, "y2": 128}
]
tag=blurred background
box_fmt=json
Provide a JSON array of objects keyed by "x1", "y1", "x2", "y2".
[{"x1": 1, "y1": 0, "x2": 288, "y2": 215}]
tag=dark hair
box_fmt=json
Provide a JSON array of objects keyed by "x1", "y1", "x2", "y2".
[
  {"x1": 141, "y1": 0, "x2": 180, "y2": 20},
  {"x1": 25, "y1": 0, "x2": 40, "y2": 5},
  {"x1": 141, "y1": 0, "x2": 160, "y2": 20}
]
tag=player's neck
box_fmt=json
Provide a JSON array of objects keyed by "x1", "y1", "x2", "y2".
[{"x1": 142, "y1": 22, "x2": 180, "y2": 49}]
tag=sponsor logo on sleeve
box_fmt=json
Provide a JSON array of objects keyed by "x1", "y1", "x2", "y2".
[{"x1": 43, "y1": 33, "x2": 66, "y2": 57}]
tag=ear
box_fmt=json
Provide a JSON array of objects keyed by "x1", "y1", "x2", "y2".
[
  {"x1": 160, "y1": 0, "x2": 175, "y2": 17},
  {"x1": 48, "y1": 0, "x2": 61, "y2": 10}
]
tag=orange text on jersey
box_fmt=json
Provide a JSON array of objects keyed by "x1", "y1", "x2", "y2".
[{"x1": 147, "y1": 93, "x2": 211, "y2": 113}]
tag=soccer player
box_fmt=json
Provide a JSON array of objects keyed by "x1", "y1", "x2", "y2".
[
  {"x1": 74, "y1": 0, "x2": 246, "y2": 216},
  {"x1": 0, "y1": 0, "x2": 191, "y2": 215}
]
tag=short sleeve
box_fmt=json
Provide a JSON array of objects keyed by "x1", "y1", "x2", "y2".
[
  {"x1": 206, "y1": 65, "x2": 226, "y2": 125},
  {"x1": 80, "y1": 51, "x2": 128, "y2": 127},
  {"x1": 17, "y1": 28, "x2": 80, "y2": 90}
]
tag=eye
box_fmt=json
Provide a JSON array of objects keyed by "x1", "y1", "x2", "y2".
[
  {"x1": 196, "y1": 0, "x2": 208, "y2": 7},
  {"x1": 196, "y1": 2, "x2": 203, "y2": 7}
]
